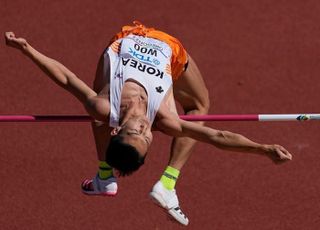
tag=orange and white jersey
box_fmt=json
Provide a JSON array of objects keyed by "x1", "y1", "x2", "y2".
[{"x1": 107, "y1": 34, "x2": 173, "y2": 127}]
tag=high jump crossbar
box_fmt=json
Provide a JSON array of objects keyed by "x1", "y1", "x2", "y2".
[{"x1": 0, "y1": 114, "x2": 319, "y2": 122}]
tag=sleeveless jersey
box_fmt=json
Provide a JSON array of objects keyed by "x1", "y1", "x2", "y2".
[{"x1": 107, "y1": 34, "x2": 173, "y2": 127}]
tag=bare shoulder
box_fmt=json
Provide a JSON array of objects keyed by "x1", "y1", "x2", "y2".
[
  {"x1": 155, "y1": 91, "x2": 182, "y2": 135},
  {"x1": 156, "y1": 89, "x2": 176, "y2": 124},
  {"x1": 157, "y1": 101, "x2": 172, "y2": 120},
  {"x1": 85, "y1": 96, "x2": 110, "y2": 122},
  {"x1": 158, "y1": 86, "x2": 178, "y2": 115}
]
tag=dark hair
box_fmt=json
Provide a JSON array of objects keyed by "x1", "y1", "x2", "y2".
[{"x1": 105, "y1": 135, "x2": 145, "y2": 176}]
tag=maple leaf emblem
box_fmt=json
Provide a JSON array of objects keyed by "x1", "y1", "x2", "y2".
[{"x1": 156, "y1": 86, "x2": 164, "y2": 93}]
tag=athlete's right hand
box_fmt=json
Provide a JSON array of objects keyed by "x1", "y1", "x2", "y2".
[{"x1": 5, "y1": 32, "x2": 28, "y2": 51}]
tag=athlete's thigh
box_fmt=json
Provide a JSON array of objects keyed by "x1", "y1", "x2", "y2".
[
  {"x1": 173, "y1": 55, "x2": 209, "y2": 112},
  {"x1": 93, "y1": 49, "x2": 110, "y2": 93}
]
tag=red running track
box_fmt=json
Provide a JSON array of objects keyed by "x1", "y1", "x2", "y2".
[{"x1": 1, "y1": 1, "x2": 320, "y2": 229}]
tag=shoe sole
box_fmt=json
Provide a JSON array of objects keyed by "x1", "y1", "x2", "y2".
[
  {"x1": 82, "y1": 191, "x2": 117, "y2": 196},
  {"x1": 149, "y1": 192, "x2": 189, "y2": 226},
  {"x1": 81, "y1": 179, "x2": 117, "y2": 196}
]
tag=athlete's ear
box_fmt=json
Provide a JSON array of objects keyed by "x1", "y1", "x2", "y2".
[{"x1": 110, "y1": 126, "x2": 122, "y2": 136}]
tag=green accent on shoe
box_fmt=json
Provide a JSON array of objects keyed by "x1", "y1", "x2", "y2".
[
  {"x1": 98, "y1": 161, "x2": 113, "y2": 179},
  {"x1": 160, "y1": 166, "x2": 180, "y2": 190}
]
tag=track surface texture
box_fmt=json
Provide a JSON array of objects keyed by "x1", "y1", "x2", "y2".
[{"x1": 1, "y1": 1, "x2": 320, "y2": 229}]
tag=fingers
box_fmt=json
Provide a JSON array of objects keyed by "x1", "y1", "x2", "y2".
[
  {"x1": 276, "y1": 149, "x2": 291, "y2": 160},
  {"x1": 274, "y1": 145, "x2": 292, "y2": 161},
  {"x1": 5, "y1": 32, "x2": 16, "y2": 46},
  {"x1": 5, "y1": 32, "x2": 15, "y2": 40},
  {"x1": 4, "y1": 32, "x2": 27, "y2": 50},
  {"x1": 280, "y1": 146, "x2": 292, "y2": 160},
  {"x1": 266, "y1": 144, "x2": 293, "y2": 164},
  {"x1": 278, "y1": 145, "x2": 292, "y2": 159}
]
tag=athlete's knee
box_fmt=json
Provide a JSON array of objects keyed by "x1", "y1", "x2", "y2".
[
  {"x1": 184, "y1": 99, "x2": 210, "y2": 115},
  {"x1": 196, "y1": 89, "x2": 210, "y2": 114},
  {"x1": 202, "y1": 89, "x2": 210, "y2": 113}
]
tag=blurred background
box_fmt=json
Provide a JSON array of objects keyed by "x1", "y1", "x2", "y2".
[{"x1": 1, "y1": 0, "x2": 319, "y2": 229}]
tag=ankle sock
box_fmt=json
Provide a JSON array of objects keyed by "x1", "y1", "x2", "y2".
[
  {"x1": 160, "y1": 166, "x2": 180, "y2": 190},
  {"x1": 98, "y1": 161, "x2": 113, "y2": 179}
]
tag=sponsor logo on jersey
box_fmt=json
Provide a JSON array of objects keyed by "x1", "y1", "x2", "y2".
[
  {"x1": 122, "y1": 58, "x2": 164, "y2": 79},
  {"x1": 132, "y1": 36, "x2": 163, "y2": 51},
  {"x1": 128, "y1": 47, "x2": 160, "y2": 65}
]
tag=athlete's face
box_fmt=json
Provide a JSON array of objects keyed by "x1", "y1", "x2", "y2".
[{"x1": 112, "y1": 116, "x2": 153, "y2": 157}]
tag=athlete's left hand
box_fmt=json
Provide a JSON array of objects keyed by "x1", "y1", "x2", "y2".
[{"x1": 264, "y1": 144, "x2": 292, "y2": 163}]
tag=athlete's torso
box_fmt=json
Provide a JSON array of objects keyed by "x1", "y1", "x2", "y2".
[{"x1": 107, "y1": 34, "x2": 174, "y2": 127}]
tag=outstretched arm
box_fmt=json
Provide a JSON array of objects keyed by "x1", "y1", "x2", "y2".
[
  {"x1": 5, "y1": 32, "x2": 109, "y2": 121},
  {"x1": 156, "y1": 108, "x2": 292, "y2": 162}
]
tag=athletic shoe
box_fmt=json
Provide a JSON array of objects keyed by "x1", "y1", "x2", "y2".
[
  {"x1": 81, "y1": 174, "x2": 118, "y2": 196},
  {"x1": 149, "y1": 181, "x2": 189, "y2": 226}
]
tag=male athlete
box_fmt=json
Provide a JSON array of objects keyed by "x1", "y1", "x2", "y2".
[{"x1": 5, "y1": 21, "x2": 292, "y2": 226}]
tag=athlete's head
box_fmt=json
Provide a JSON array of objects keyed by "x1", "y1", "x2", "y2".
[{"x1": 106, "y1": 116, "x2": 153, "y2": 176}]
